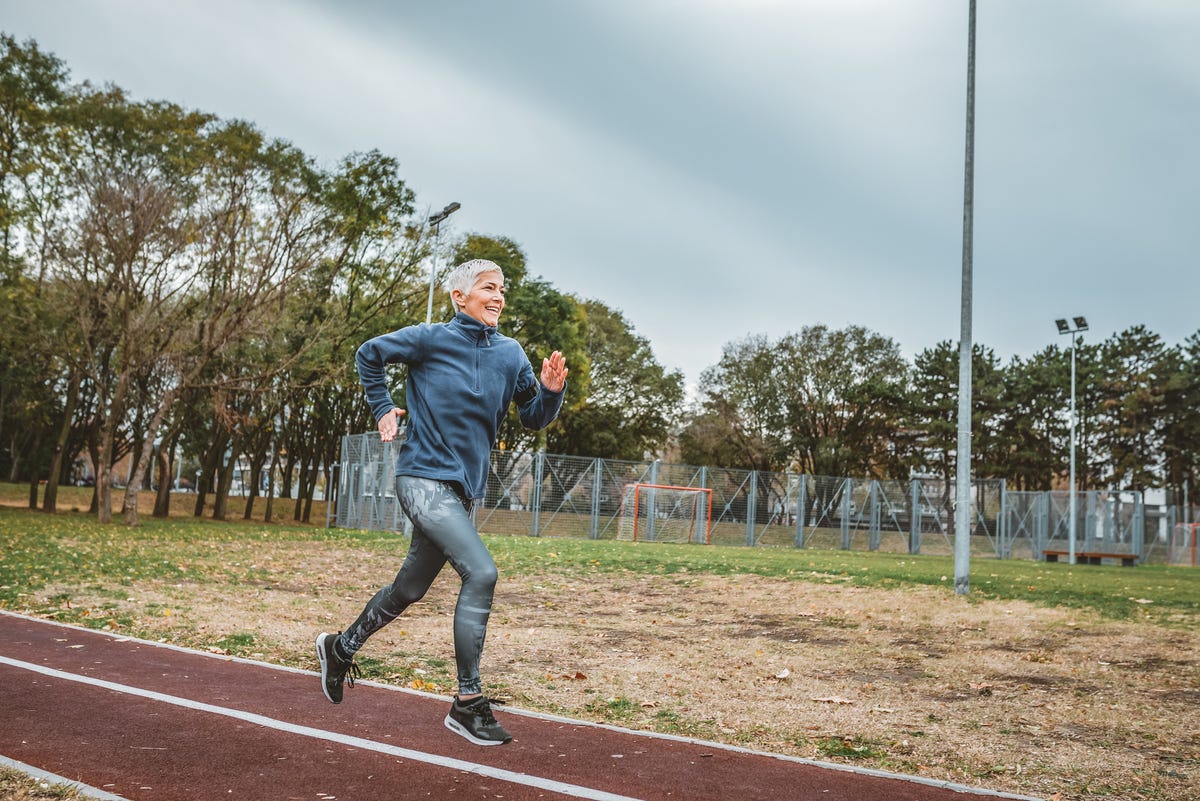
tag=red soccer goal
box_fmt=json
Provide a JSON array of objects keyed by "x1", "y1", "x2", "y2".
[
  {"x1": 1170, "y1": 522, "x2": 1199, "y2": 566},
  {"x1": 617, "y1": 483, "x2": 712, "y2": 544}
]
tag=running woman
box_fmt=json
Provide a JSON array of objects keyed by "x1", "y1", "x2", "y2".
[{"x1": 317, "y1": 258, "x2": 568, "y2": 746}]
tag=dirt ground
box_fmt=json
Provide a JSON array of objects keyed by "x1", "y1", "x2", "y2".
[{"x1": 29, "y1": 539, "x2": 1200, "y2": 801}]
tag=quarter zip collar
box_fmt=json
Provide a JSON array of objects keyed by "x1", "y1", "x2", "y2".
[{"x1": 452, "y1": 311, "x2": 497, "y2": 345}]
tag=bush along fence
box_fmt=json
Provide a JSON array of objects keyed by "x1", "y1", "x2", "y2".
[{"x1": 333, "y1": 433, "x2": 1191, "y2": 563}]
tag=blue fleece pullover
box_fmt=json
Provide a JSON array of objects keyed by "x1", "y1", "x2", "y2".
[{"x1": 356, "y1": 311, "x2": 565, "y2": 500}]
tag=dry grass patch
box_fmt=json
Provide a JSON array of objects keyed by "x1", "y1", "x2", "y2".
[{"x1": 0, "y1": 766, "x2": 84, "y2": 800}]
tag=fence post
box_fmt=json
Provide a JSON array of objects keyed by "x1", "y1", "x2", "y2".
[
  {"x1": 999, "y1": 479, "x2": 1008, "y2": 558},
  {"x1": 531, "y1": 450, "x2": 544, "y2": 537},
  {"x1": 866, "y1": 480, "x2": 879, "y2": 551},
  {"x1": 1085, "y1": 491, "x2": 1097, "y2": 553},
  {"x1": 590, "y1": 457, "x2": 602, "y2": 539},
  {"x1": 647, "y1": 459, "x2": 660, "y2": 541},
  {"x1": 1133, "y1": 490, "x2": 1145, "y2": 562},
  {"x1": 910, "y1": 479, "x2": 921, "y2": 554},
  {"x1": 1036, "y1": 492, "x2": 1048, "y2": 559},
  {"x1": 840, "y1": 478, "x2": 852, "y2": 550},
  {"x1": 326, "y1": 462, "x2": 338, "y2": 528},
  {"x1": 794, "y1": 474, "x2": 807, "y2": 549},
  {"x1": 747, "y1": 471, "x2": 757, "y2": 546}
]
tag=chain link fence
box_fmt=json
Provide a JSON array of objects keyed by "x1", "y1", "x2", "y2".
[
  {"x1": 1003, "y1": 490, "x2": 1158, "y2": 563},
  {"x1": 336, "y1": 433, "x2": 1085, "y2": 559}
]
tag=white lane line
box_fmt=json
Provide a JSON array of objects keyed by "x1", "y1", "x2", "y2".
[
  {"x1": 0, "y1": 655, "x2": 645, "y2": 801},
  {"x1": 0, "y1": 754, "x2": 132, "y2": 801}
]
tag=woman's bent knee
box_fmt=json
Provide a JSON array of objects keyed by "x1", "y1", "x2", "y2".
[{"x1": 462, "y1": 560, "x2": 498, "y2": 591}]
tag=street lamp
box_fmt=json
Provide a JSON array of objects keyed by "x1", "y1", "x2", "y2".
[
  {"x1": 1055, "y1": 315, "x2": 1089, "y2": 565},
  {"x1": 425, "y1": 202, "x2": 461, "y2": 324}
]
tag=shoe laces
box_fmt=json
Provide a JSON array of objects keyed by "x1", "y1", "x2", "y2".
[
  {"x1": 464, "y1": 695, "x2": 505, "y2": 724},
  {"x1": 341, "y1": 659, "x2": 361, "y2": 688},
  {"x1": 330, "y1": 644, "x2": 360, "y2": 687}
]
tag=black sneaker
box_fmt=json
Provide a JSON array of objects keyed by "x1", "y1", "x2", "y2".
[
  {"x1": 444, "y1": 695, "x2": 513, "y2": 746},
  {"x1": 315, "y1": 631, "x2": 360, "y2": 704}
]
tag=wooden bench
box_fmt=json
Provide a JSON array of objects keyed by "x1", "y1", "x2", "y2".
[{"x1": 1043, "y1": 549, "x2": 1138, "y2": 567}]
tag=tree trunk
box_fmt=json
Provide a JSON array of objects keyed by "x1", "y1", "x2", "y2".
[
  {"x1": 43, "y1": 370, "x2": 82, "y2": 513},
  {"x1": 242, "y1": 453, "x2": 265, "y2": 520},
  {"x1": 301, "y1": 464, "x2": 317, "y2": 523},
  {"x1": 212, "y1": 447, "x2": 238, "y2": 521},
  {"x1": 123, "y1": 388, "x2": 178, "y2": 526},
  {"x1": 87, "y1": 435, "x2": 100, "y2": 514},
  {"x1": 153, "y1": 433, "x2": 175, "y2": 518},
  {"x1": 95, "y1": 373, "x2": 131, "y2": 524},
  {"x1": 293, "y1": 460, "x2": 309, "y2": 522},
  {"x1": 193, "y1": 435, "x2": 226, "y2": 518},
  {"x1": 263, "y1": 447, "x2": 280, "y2": 523},
  {"x1": 27, "y1": 428, "x2": 43, "y2": 509},
  {"x1": 96, "y1": 425, "x2": 115, "y2": 524}
]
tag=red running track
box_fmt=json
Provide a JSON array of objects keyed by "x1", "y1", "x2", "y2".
[{"x1": 0, "y1": 611, "x2": 1040, "y2": 801}]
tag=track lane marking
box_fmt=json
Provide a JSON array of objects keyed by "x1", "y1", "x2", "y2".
[{"x1": 0, "y1": 655, "x2": 645, "y2": 801}]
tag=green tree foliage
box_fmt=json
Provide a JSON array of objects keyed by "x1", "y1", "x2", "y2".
[
  {"x1": 683, "y1": 326, "x2": 908, "y2": 478},
  {"x1": 777, "y1": 325, "x2": 909, "y2": 479},
  {"x1": 548, "y1": 299, "x2": 684, "y2": 460},
  {"x1": 0, "y1": 34, "x2": 73, "y2": 503},
  {"x1": 906, "y1": 341, "x2": 1006, "y2": 487},
  {"x1": 1160, "y1": 332, "x2": 1200, "y2": 503},
  {"x1": 994, "y1": 347, "x2": 1064, "y2": 490},
  {"x1": 1094, "y1": 326, "x2": 1175, "y2": 490},
  {"x1": 0, "y1": 33, "x2": 68, "y2": 262},
  {"x1": 681, "y1": 334, "x2": 785, "y2": 472}
]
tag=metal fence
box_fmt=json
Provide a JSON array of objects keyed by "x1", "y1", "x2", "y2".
[
  {"x1": 333, "y1": 434, "x2": 405, "y2": 532},
  {"x1": 332, "y1": 433, "x2": 1199, "y2": 563},
  {"x1": 1005, "y1": 490, "x2": 1144, "y2": 561},
  {"x1": 334, "y1": 433, "x2": 1052, "y2": 558}
]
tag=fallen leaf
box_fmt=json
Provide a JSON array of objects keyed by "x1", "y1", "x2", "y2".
[
  {"x1": 774, "y1": 668, "x2": 791, "y2": 680},
  {"x1": 811, "y1": 696, "x2": 855, "y2": 705}
]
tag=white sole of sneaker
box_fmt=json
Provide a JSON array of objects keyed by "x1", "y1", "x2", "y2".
[
  {"x1": 444, "y1": 714, "x2": 511, "y2": 746},
  {"x1": 315, "y1": 632, "x2": 339, "y2": 705}
]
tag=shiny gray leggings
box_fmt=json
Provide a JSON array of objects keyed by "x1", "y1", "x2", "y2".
[{"x1": 338, "y1": 476, "x2": 497, "y2": 695}]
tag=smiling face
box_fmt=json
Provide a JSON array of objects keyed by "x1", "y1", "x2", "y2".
[{"x1": 453, "y1": 270, "x2": 506, "y2": 327}]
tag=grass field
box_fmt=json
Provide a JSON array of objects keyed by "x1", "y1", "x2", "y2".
[{"x1": 2, "y1": 484, "x2": 1199, "y2": 800}]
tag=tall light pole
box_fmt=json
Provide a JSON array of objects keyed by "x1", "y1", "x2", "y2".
[
  {"x1": 953, "y1": 0, "x2": 978, "y2": 595},
  {"x1": 425, "y1": 202, "x2": 461, "y2": 324},
  {"x1": 1055, "y1": 316, "x2": 1089, "y2": 565}
]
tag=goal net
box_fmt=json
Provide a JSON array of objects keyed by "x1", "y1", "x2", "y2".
[
  {"x1": 1169, "y1": 523, "x2": 1198, "y2": 566},
  {"x1": 617, "y1": 483, "x2": 712, "y2": 544}
]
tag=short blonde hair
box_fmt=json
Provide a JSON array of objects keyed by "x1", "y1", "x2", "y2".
[{"x1": 446, "y1": 259, "x2": 505, "y2": 309}]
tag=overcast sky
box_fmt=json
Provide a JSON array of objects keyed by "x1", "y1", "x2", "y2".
[{"x1": 4, "y1": 0, "x2": 1198, "y2": 391}]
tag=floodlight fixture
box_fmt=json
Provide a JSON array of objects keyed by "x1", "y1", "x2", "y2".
[
  {"x1": 428, "y1": 201, "x2": 461, "y2": 227},
  {"x1": 1073, "y1": 316, "x2": 1089, "y2": 331},
  {"x1": 425, "y1": 202, "x2": 462, "y2": 324},
  {"x1": 1055, "y1": 319, "x2": 1069, "y2": 333}
]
